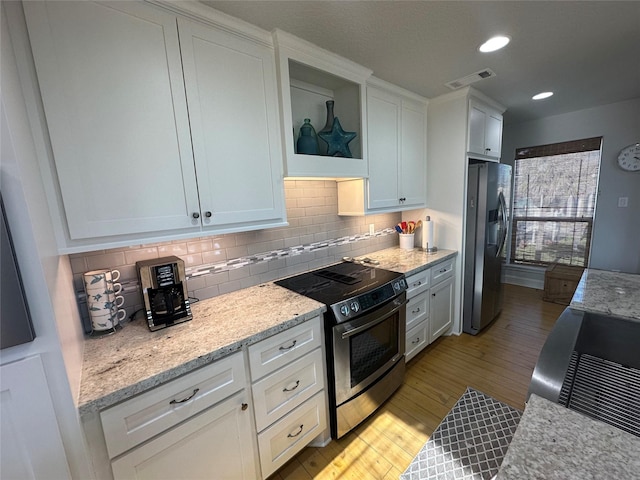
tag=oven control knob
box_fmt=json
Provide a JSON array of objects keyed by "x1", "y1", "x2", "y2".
[
  {"x1": 393, "y1": 281, "x2": 401, "y2": 291},
  {"x1": 350, "y1": 301, "x2": 360, "y2": 313},
  {"x1": 340, "y1": 304, "x2": 350, "y2": 317}
]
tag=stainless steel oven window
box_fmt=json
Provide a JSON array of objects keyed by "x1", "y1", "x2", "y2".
[{"x1": 332, "y1": 294, "x2": 407, "y2": 405}]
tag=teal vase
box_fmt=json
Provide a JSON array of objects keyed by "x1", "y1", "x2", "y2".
[{"x1": 296, "y1": 118, "x2": 319, "y2": 155}]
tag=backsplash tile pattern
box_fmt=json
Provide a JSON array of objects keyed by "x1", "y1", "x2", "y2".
[{"x1": 71, "y1": 180, "x2": 402, "y2": 328}]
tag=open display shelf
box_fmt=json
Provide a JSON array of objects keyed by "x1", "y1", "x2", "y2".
[{"x1": 274, "y1": 30, "x2": 371, "y2": 178}]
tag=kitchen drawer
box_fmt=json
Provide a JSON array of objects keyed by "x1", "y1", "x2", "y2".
[
  {"x1": 431, "y1": 258, "x2": 454, "y2": 285},
  {"x1": 257, "y1": 391, "x2": 327, "y2": 478},
  {"x1": 405, "y1": 319, "x2": 429, "y2": 362},
  {"x1": 252, "y1": 348, "x2": 325, "y2": 432},
  {"x1": 405, "y1": 268, "x2": 430, "y2": 297},
  {"x1": 101, "y1": 351, "x2": 245, "y2": 459},
  {"x1": 406, "y1": 290, "x2": 429, "y2": 331},
  {"x1": 249, "y1": 317, "x2": 322, "y2": 381}
]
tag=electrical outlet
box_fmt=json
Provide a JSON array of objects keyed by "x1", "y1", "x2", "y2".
[
  {"x1": 369, "y1": 224, "x2": 375, "y2": 235},
  {"x1": 618, "y1": 197, "x2": 629, "y2": 208}
]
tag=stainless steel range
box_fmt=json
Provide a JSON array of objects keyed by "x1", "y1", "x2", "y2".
[{"x1": 275, "y1": 261, "x2": 407, "y2": 438}]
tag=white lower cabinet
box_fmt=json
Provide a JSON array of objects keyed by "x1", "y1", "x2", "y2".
[
  {"x1": 257, "y1": 391, "x2": 326, "y2": 477},
  {"x1": 404, "y1": 258, "x2": 456, "y2": 360},
  {"x1": 404, "y1": 269, "x2": 430, "y2": 362},
  {"x1": 111, "y1": 391, "x2": 256, "y2": 480},
  {"x1": 405, "y1": 319, "x2": 429, "y2": 362},
  {"x1": 85, "y1": 319, "x2": 328, "y2": 480},
  {"x1": 91, "y1": 351, "x2": 258, "y2": 480},
  {"x1": 429, "y1": 260, "x2": 455, "y2": 343},
  {"x1": 248, "y1": 316, "x2": 328, "y2": 479}
]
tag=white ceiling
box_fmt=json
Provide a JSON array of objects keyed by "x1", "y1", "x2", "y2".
[{"x1": 201, "y1": 1, "x2": 640, "y2": 124}]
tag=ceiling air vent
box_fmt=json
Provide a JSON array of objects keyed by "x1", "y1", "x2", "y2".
[{"x1": 445, "y1": 68, "x2": 496, "y2": 90}]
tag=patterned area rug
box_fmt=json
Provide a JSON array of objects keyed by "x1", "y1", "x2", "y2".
[{"x1": 400, "y1": 387, "x2": 522, "y2": 480}]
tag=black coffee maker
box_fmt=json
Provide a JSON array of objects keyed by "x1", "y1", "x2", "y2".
[{"x1": 137, "y1": 256, "x2": 192, "y2": 331}]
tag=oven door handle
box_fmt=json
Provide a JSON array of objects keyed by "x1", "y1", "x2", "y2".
[{"x1": 340, "y1": 299, "x2": 408, "y2": 339}]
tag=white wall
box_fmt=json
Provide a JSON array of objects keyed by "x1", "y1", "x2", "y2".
[
  {"x1": 1, "y1": 2, "x2": 91, "y2": 477},
  {"x1": 502, "y1": 98, "x2": 640, "y2": 274}
]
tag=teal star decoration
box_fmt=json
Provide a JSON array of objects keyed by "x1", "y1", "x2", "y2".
[{"x1": 317, "y1": 117, "x2": 357, "y2": 158}]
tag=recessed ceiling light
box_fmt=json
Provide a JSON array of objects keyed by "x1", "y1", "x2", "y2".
[
  {"x1": 479, "y1": 36, "x2": 511, "y2": 53},
  {"x1": 532, "y1": 91, "x2": 554, "y2": 100}
]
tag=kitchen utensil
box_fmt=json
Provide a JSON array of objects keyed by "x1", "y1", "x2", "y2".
[
  {"x1": 408, "y1": 221, "x2": 415, "y2": 234},
  {"x1": 395, "y1": 225, "x2": 403, "y2": 234},
  {"x1": 401, "y1": 221, "x2": 407, "y2": 233}
]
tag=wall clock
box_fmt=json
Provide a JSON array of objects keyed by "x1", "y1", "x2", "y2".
[{"x1": 617, "y1": 143, "x2": 640, "y2": 171}]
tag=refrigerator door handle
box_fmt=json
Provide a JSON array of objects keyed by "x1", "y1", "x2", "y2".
[{"x1": 496, "y1": 191, "x2": 508, "y2": 257}]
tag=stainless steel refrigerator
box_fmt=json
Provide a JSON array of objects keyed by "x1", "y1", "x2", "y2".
[{"x1": 463, "y1": 161, "x2": 512, "y2": 335}]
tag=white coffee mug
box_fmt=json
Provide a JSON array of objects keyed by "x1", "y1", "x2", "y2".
[
  {"x1": 112, "y1": 308, "x2": 127, "y2": 325},
  {"x1": 89, "y1": 310, "x2": 116, "y2": 331},
  {"x1": 89, "y1": 307, "x2": 126, "y2": 331},
  {"x1": 88, "y1": 295, "x2": 124, "y2": 313},
  {"x1": 86, "y1": 282, "x2": 122, "y2": 301},
  {"x1": 84, "y1": 269, "x2": 121, "y2": 290}
]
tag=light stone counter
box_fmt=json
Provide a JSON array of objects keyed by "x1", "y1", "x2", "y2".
[
  {"x1": 496, "y1": 394, "x2": 640, "y2": 479},
  {"x1": 78, "y1": 246, "x2": 455, "y2": 417},
  {"x1": 362, "y1": 247, "x2": 458, "y2": 275},
  {"x1": 78, "y1": 283, "x2": 325, "y2": 416},
  {"x1": 570, "y1": 268, "x2": 640, "y2": 321}
]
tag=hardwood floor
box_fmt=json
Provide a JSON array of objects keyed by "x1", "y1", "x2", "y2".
[{"x1": 270, "y1": 284, "x2": 567, "y2": 480}]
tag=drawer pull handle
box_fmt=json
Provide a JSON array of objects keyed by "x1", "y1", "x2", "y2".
[
  {"x1": 413, "y1": 281, "x2": 422, "y2": 287},
  {"x1": 241, "y1": 403, "x2": 248, "y2": 411},
  {"x1": 283, "y1": 380, "x2": 301, "y2": 392},
  {"x1": 279, "y1": 340, "x2": 297, "y2": 351},
  {"x1": 439, "y1": 268, "x2": 446, "y2": 273},
  {"x1": 287, "y1": 424, "x2": 304, "y2": 438},
  {"x1": 412, "y1": 337, "x2": 420, "y2": 344},
  {"x1": 412, "y1": 308, "x2": 421, "y2": 314},
  {"x1": 170, "y1": 388, "x2": 199, "y2": 405}
]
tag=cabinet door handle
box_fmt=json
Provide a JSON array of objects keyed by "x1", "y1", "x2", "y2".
[
  {"x1": 241, "y1": 403, "x2": 248, "y2": 411},
  {"x1": 412, "y1": 307, "x2": 421, "y2": 314},
  {"x1": 279, "y1": 340, "x2": 297, "y2": 351},
  {"x1": 204, "y1": 211, "x2": 212, "y2": 218},
  {"x1": 432, "y1": 293, "x2": 436, "y2": 297},
  {"x1": 169, "y1": 388, "x2": 199, "y2": 405},
  {"x1": 287, "y1": 424, "x2": 304, "y2": 438},
  {"x1": 192, "y1": 212, "x2": 200, "y2": 219},
  {"x1": 283, "y1": 380, "x2": 300, "y2": 392}
]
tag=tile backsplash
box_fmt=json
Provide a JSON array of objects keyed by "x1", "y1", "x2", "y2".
[{"x1": 71, "y1": 180, "x2": 401, "y2": 328}]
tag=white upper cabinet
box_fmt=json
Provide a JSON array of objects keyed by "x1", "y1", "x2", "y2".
[
  {"x1": 178, "y1": 18, "x2": 285, "y2": 229},
  {"x1": 467, "y1": 98, "x2": 504, "y2": 161},
  {"x1": 366, "y1": 86, "x2": 401, "y2": 209},
  {"x1": 23, "y1": 1, "x2": 200, "y2": 240},
  {"x1": 337, "y1": 80, "x2": 427, "y2": 215},
  {"x1": 273, "y1": 30, "x2": 372, "y2": 178},
  {"x1": 23, "y1": 1, "x2": 286, "y2": 252}
]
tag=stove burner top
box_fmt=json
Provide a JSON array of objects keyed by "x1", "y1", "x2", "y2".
[
  {"x1": 274, "y1": 261, "x2": 406, "y2": 321},
  {"x1": 313, "y1": 270, "x2": 361, "y2": 285}
]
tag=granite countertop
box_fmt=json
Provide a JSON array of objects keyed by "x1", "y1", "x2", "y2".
[
  {"x1": 78, "y1": 246, "x2": 455, "y2": 417},
  {"x1": 78, "y1": 283, "x2": 325, "y2": 415},
  {"x1": 360, "y1": 247, "x2": 457, "y2": 275},
  {"x1": 496, "y1": 394, "x2": 640, "y2": 479},
  {"x1": 570, "y1": 268, "x2": 640, "y2": 321}
]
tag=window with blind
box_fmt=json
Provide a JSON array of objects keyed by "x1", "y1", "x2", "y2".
[{"x1": 510, "y1": 137, "x2": 602, "y2": 267}]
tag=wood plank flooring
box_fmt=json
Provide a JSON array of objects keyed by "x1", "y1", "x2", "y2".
[{"x1": 270, "y1": 284, "x2": 567, "y2": 480}]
